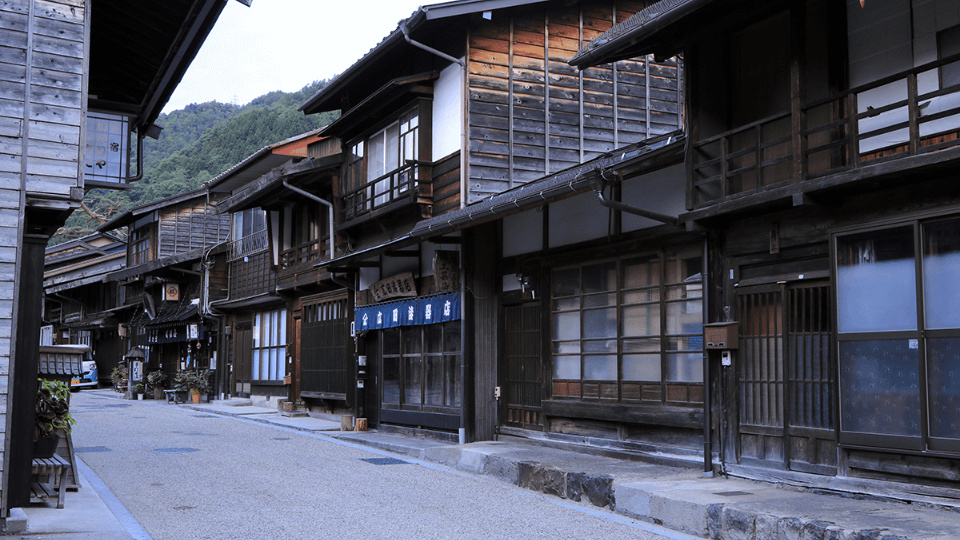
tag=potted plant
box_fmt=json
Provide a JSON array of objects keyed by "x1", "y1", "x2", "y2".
[
  {"x1": 147, "y1": 371, "x2": 167, "y2": 400},
  {"x1": 110, "y1": 365, "x2": 128, "y2": 393},
  {"x1": 35, "y1": 379, "x2": 75, "y2": 458},
  {"x1": 134, "y1": 383, "x2": 145, "y2": 400},
  {"x1": 174, "y1": 369, "x2": 211, "y2": 404}
]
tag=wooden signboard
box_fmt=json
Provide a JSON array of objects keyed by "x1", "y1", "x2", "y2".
[
  {"x1": 369, "y1": 272, "x2": 417, "y2": 303},
  {"x1": 433, "y1": 250, "x2": 460, "y2": 293}
]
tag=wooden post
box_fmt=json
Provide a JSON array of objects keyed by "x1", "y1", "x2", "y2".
[{"x1": 354, "y1": 418, "x2": 368, "y2": 432}]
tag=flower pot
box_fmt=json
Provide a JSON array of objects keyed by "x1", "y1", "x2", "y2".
[
  {"x1": 190, "y1": 388, "x2": 201, "y2": 404},
  {"x1": 137, "y1": 393, "x2": 144, "y2": 401},
  {"x1": 34, "y1": 434, "x2": 60, "y2": 458}
]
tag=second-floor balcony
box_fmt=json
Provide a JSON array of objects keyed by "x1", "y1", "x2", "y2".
[
  {"x1": 279, "y1": 233, "x2": 332, "y2": 271},
  {"x1": 338, "y1": 160, "x2": 431, "y2": 227},
  {"x1": 228, "y1": 228, "x2": 267, "y2": 262},
  {"x1": 689, "y1": 53, "x2": 960, "y2": 215}
]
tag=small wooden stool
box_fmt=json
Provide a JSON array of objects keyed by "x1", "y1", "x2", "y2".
[{"x1": 31, "y1": 453, "x2": 71, "y2": 508}]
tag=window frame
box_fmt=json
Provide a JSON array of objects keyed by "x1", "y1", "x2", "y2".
[
  {"x1": 129, "y1": 225, "x2": 153, "y2": 266},
  {"x1": 252, "y1": 307, "x2": 287, "y2": 382},
  {"x1": 340, "y1": 99, "x2": 430, "y2": 222},
  {"x1": 832, "y1": 214, "x2": 960, "y2": 455},
  {"x1": 549, "y1": 245, "x2": 705, "y2": 406}
]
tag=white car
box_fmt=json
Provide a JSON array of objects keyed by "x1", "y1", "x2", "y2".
[{"x1": 70, "y1": 360, "x2": 99, "y2": 390}]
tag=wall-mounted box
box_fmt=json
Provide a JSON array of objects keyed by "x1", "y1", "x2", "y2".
[{"x1": 704, "y1": 322, "x2": 739, "y2": 349}]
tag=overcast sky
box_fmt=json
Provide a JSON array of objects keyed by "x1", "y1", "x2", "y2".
[{"x1": 162, "y1": 0, "x2": 426, "y2": 113}]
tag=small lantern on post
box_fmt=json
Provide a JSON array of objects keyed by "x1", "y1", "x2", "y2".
[{"x1": 123, "y1": 347, "x2": 146, "y2": 400}]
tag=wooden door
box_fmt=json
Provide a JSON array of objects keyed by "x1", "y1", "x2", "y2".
[
  {"x1": 234, "y1": 322, "x2": 252, "y2": 395},
  {"x1": 501, "y1": 302, "x2": 543, "y2": 430},
  {"x1": 736, "y1": 282, "x2": 836, "y2": 474}
]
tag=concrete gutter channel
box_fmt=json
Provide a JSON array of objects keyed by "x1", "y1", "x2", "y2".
[
  {"x1": 22, "y1": 393, "x2": 955, "y2": 540},
  {"x1": 179, "y1": 400, "x2": 960, "y2": 540}
]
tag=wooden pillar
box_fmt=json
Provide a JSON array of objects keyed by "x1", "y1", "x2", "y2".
[
  {"x1": 464, "y1": 222, "x2": 498, "y2": 441},
  {"x1": 6, "y1": 234, "x2": 48, "y2": 508}
]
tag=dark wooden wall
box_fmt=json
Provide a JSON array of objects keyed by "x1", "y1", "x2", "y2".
[
  {"x1": 465, "y1": 0, "x2": 682, "y2": 202},
  {"x1": 158, "y1": 200, "x2": 231, "y2": 259},
  {"x1": 228, "y1": 251, "x2": 275, "y2": 300},
  {"x1": 429, "y1": 151, "x2": 461, "y2": 216}
]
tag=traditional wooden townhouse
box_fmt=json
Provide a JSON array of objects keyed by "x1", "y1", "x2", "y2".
[
  {"x1": 299, "y1": 0, "x2": 691, "y2": 448},
  {"x1": 98, "y1": 189, "x2": 231, "y2": 397},
  {"x1": 42, "y1": 232, "x2": 127, "y2": 384},
  {"x1": 1, "y1": 0, "x2": 234, "y2": 519},
  {"x1": 569, "y1": 0, "x2": 960, "y2": 503},
  {"x1": 201, "y1": 130, "x2": 343, "y2": 406}
]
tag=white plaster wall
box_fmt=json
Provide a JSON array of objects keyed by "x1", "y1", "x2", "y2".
[
  {"x1": 549, "y1": 191, "x2": 610, "y2": 248},
  {"x1": 432, "y1": 62, "x2": 462, "y2": 160},
  {"x1": 502, "y1": 208, "x2": 543, "y2": 256},
  {"x1": 622, "y1": 164, "x2": 686, "y2": 233}
]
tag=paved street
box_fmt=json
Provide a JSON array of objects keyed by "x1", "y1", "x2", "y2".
[{"x1": 68, "y1": 392, "x2": 679, "y2": 540}]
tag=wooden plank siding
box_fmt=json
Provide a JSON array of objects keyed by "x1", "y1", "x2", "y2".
[
  {"x1": 0, "y1": 0, "x2": 88, "y2": 515},
  {"x1": 465, "y1": 0, "x2": 681, "y2": 204},
  {"x1": 429, "y1": 150, "x2": 460, "y2": 216},
  {"x1": 157, "y1": 201, "x2": 231, "y2": 259}
]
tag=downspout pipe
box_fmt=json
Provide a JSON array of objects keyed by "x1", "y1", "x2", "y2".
[
  {"x1": 282, "y1": 180, "x2": 335, "y2": 260},
  {"x1": 591, "y1": 170, "x2": 679, "y2": 227},
  {"x1": 400, "y1": 21, "x2": 465, "y2": 67},
  {"x1": 702, "y1": 237, "x2": 712, "y2": 476}
]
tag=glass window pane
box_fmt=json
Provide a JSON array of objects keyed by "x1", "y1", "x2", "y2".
[
  {"x1": 425, "y1": 324, "x2": 443, "y2": 353},
  {"x1": 583, "y1": 340, "x2": 617, "y2": 353},
  {"x1": 552, "y1": 267, "x2": 580, "y2": 298},
  {"x1": 623, "y1": 354, "x2": 660, "y2": 381},
  {"x1": 666, "y1": 300, "x2": 703, "y2": 335},
  {"x1": 553, "y1": 297, "x2": 579, "y2": 311},
  {"x1": 839, "y1": 339, "x2": 921, "y2": 437},
  {"x1": 622, "y1": 255, "x2": 659, "y2": 289},
  {"x1": 622, "y1": 338, "x2": 660, "y2": 353},
  {"x1": 583, "y1": 261, "x2": 617, "y2": 293},
  {"x1": 368, "y1": 131, "x2": 385, "y2": 181},
  {"x1": 584, "y1": 355, "x2": 617, "y2": 380},
  {"x1": 837, "y1": 227, "x2": 917, "y2": 333},
  {"x1": 383, "y1": 357, "x2": 400, "y2": 404},
  {"x1": 583, "y1": 308, "x2": 616, "y2": 339},
  {"x1": 667, "y1": 353, "x2": 703, "y2": 382},
  {"x1": 584, "y1": 292, "x2": 617, "y2": 307},
  {"x1": 923, "y1": 218, "x2": 960, "y2": 329},
  {"x1": 622, "y1": 304, "x2": 660, "y2": 337},
  {"x1": 445, "y1": 355, "x2": 462, "y2": 408},
  {"x1": 382, "y1": 328, "x2": 400, "y2": 355},
  {"x1": 927, "y1": 337, "x2": 960, "y2": 440},
  {"x1": 403, "y1": 328, "x2": 422, "y2": 354},
  {"x1": 252, "y1": 350, "x2": 260, "y2": 380},
  {"x1": 665, "y1": 246, "x2": 702, "y2": 284},
  {"x1": 425, "y1": 356, "x2": 443, "y2": 406},
  {"x1": 552, "y1": 341, "x2": 580, "y2": 354},
  {"x1": 667, "y1": 336, "x2": 702, "y2": 351},
  {"x1": 386, "y1": 123, "x2": 400, "y2": 171},
  {"x1": 623, "y1": 288, "x2": 659, "y2": 304},
  {"x1": 553, "y1": 312, "x2": 580, "y2": 341},
  {"x1": 404, "y1": 356, "x2": 422, "y2": 405},
  {"x1": 444, "y1": 323, "x2": 461, "y2": 353},
  {"x1": 553, "y1": 356, "x2": 580, "y2": 379}
]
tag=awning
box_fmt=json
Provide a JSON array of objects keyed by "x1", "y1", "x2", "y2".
[
  {"x1": 355, "y1": 292, "x2": 460, "y2": 331},
  {"x1": 145, "y1": 303, "x2": 199, "y2": 327}
]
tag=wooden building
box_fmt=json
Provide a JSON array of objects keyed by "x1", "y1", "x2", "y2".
[
  {"x1": 299, "y1": 0, "x2": 686, "y2": 443},
  {"x1": 570, "y1": 0, "x2": 960, "y2": 503},
  {"x1": 42, "y1": 232, "x2": 127, "y2": 383},
  {"x1": 202, "y1": 130, "x2": 345, "y2": 406},
  {"x1": 0, "y1": 0, "x2": 232, "y2": 518},
  {"x1": 98, "y1": 189, "x2": 231, "y2": 394}
]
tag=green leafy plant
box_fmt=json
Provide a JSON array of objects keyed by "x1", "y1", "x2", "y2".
[
  {"x1": 146, "y1": 370, "x2": 167, "y2": 390},
  {"x1": 111, "y1": 365, "x2": 128, "y2": 393},
  {"x1": 35, "y1": 379, "x2": 75, "y2": 442},
  {"x1": 134, "y1": 383, "x2": 144, "y2": 394},
  {"x1": 174, "y1": 369, "x2": 211, "y2": 394}
]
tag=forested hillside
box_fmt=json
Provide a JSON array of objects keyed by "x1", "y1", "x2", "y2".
[{"x1": 52, "y1": 81, "x2": 337, "y2": 245}]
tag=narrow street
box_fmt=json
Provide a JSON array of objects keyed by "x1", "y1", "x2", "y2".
[{"x1": 68, "y1": 392, "x2": 678, "y2": 540}]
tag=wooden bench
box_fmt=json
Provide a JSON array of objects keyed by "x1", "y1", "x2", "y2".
[
  {"x1": 31, "y1": 454, "x2": 71, "y2": 508},
  {"x1": 164, "y1": 389, "x2": 186, "y2": 403}
]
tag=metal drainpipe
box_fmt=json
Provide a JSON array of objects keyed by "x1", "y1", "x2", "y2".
[
  {"x1": 592, "y1": 170, "x2": 679, "y2": 226},
  {"x1": 281, "y1": 180, "x2": 335, "y2": 260},
  {"x1": 702, "y1": 237, "x2": 713, "y2": 476},
  {"x1": 400, "y1": 21, "x2": 465, "y2": 68}
]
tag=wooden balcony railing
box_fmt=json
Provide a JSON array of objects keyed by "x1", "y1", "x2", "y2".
[
  {"x1": 338, "y1": 160, "x2": 430, "y2": 225},
  {"x1": 691, "y1": 52, "x2": 960, "y2": 208},
  {"x1": 279, "y1": 234, "x2": 332, "y2": 270},
  {"x1": 227, "y1": 228, "x2": 267, "y2": 261}
]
